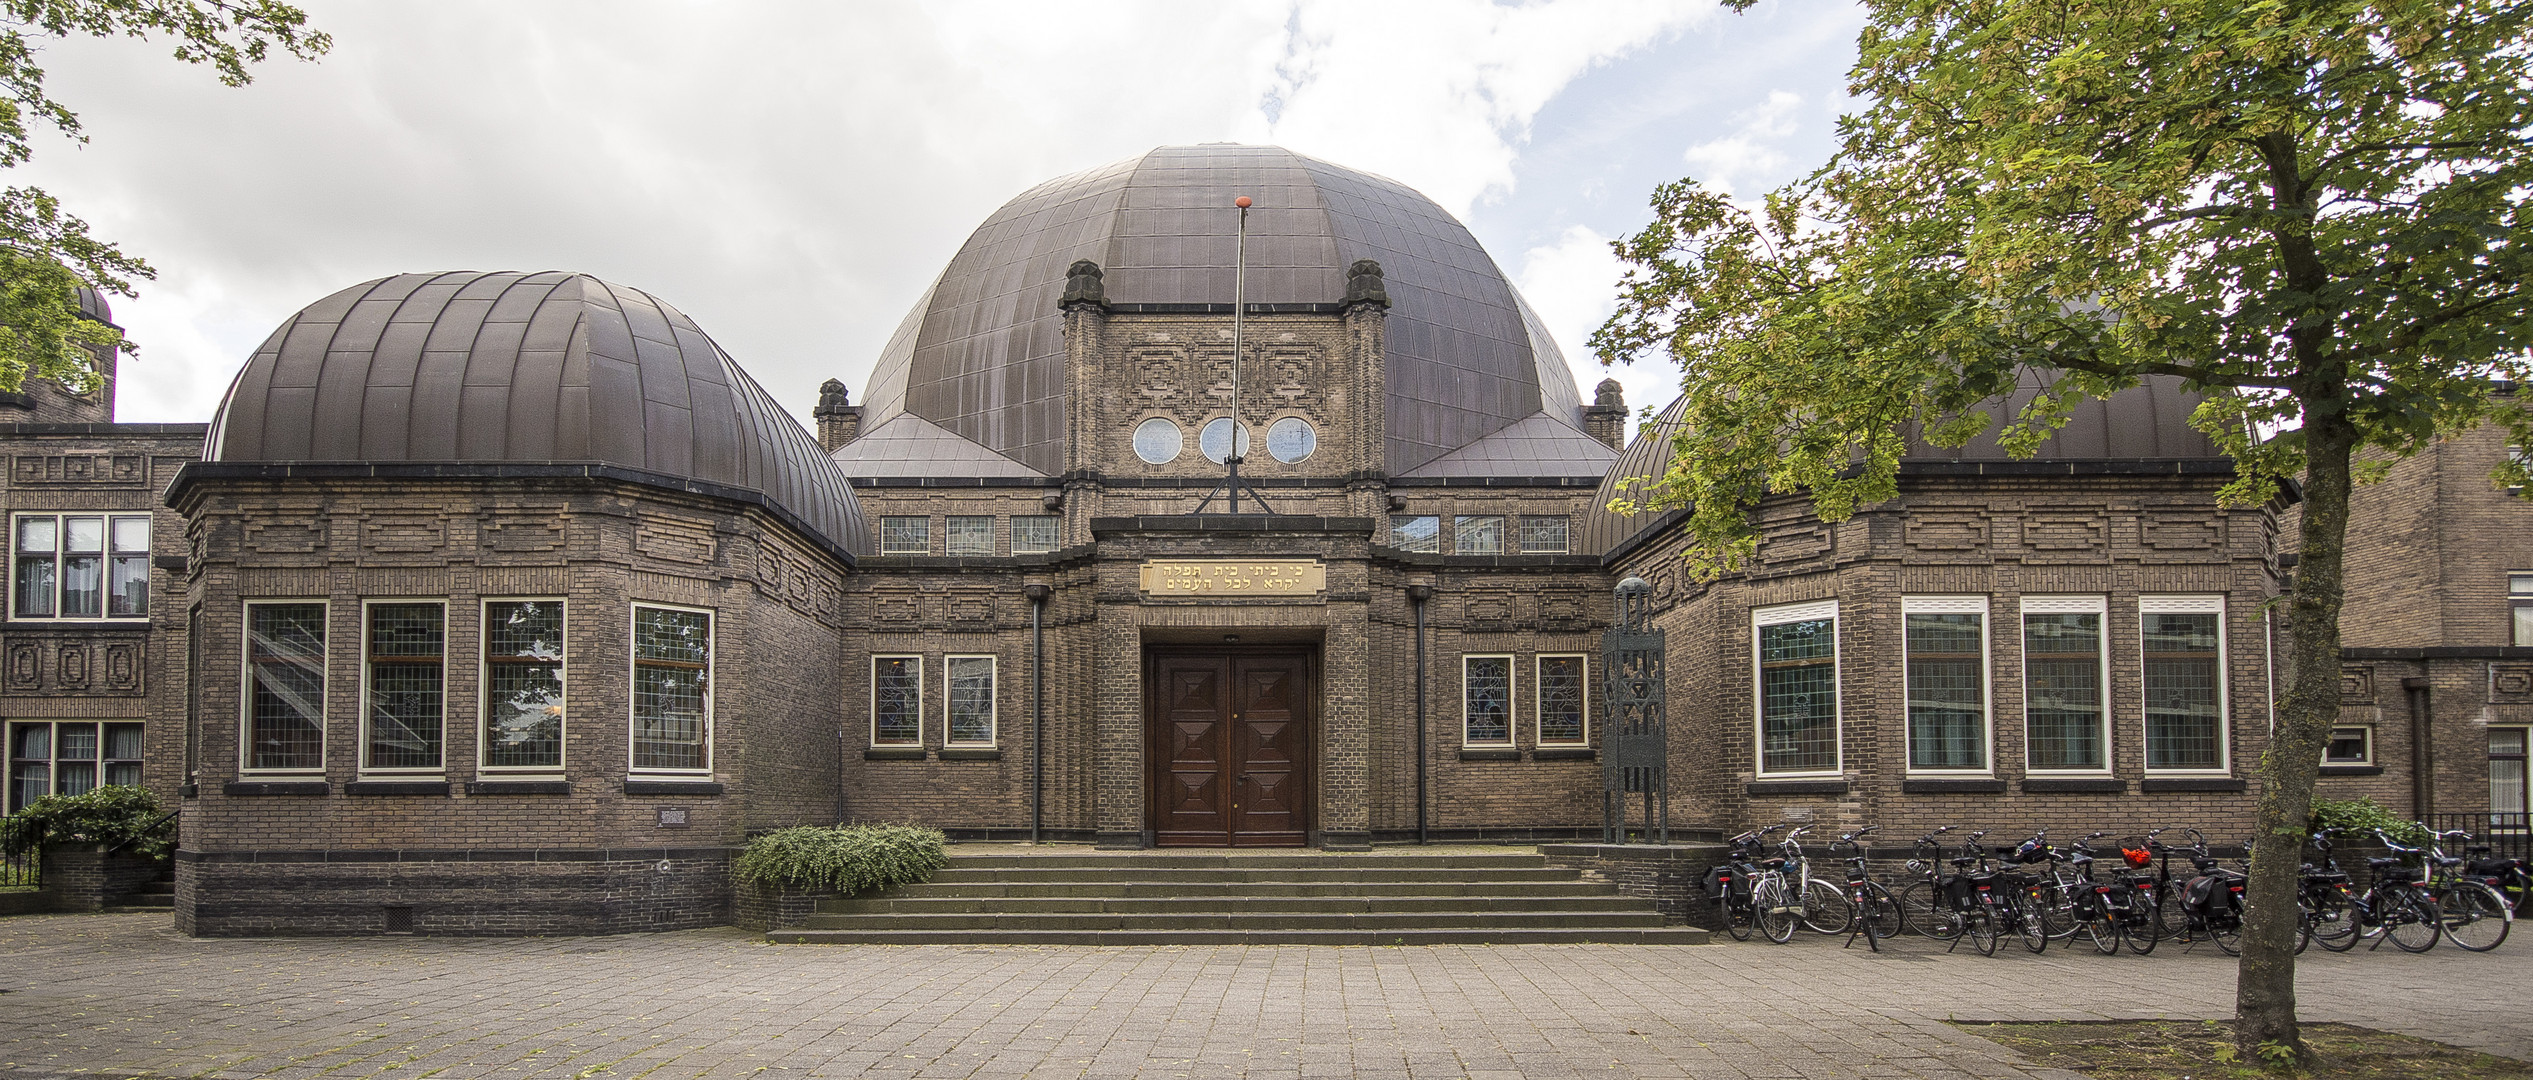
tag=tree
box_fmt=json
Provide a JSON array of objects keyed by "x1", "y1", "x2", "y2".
[
  {"x1": 1594, "y1": 0, "x2": 2529, "y2": 1062},
  {"x1": 0, "y1": 0, "x2": 327, "y2": 392}
]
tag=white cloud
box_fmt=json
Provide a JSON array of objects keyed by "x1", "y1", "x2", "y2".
[
  {"x1": 1515, "y1": 224, "x2": 1676, "y2": 420},
  {"x1": 1679, "y1": 88, "x2": 1803, "y2": 197}
]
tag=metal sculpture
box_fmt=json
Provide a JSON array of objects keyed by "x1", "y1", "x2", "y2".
[{"x1": 1601, "y1": 576, "x2": 1669, "y2": 844}]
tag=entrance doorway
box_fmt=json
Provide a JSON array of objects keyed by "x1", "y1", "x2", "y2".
[{"x1": 1146, "y1": 647, "x2": 1313, "y2": 846}]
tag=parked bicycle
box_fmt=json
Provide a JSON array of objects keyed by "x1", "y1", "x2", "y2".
[
  {"x1": 1830, "y1": 826, "x2": 1902, "y2": 950},
  {"x1": 1896, "y1": 826, "x2": 1960, "y2": 941},
  {"x1": 2424, "y1": 829, "x2": 2512, "y2": 952},
  {"x1": 2324, "y1": 830, "x2": 2444, "y2": 953},
  {"x1": 2062, "y1": 832, "x2": 2146, "y2": 955},
  {"x1": 1706, "y1": 827, "x2": 1776, "y2": 942}
]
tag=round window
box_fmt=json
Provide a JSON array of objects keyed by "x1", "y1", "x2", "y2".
[
  {"x1": 1199, "y1": 418, "x2": 1252, "y2": 463},
  {"x1": 1267, "y1": 417, "x2": 1317, "y2": 463},
  {"x1": 1132, "y1": 417, "x2": 1183, "y2": 465}
]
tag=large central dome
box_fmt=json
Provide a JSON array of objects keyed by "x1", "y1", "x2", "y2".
[{"x1": 859, "y1": 144, "x2": 1588, "y2": 476}]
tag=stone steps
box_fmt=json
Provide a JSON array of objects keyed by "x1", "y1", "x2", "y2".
[{"x1": 770, "y1": 847, "x2": 1706, "y2": 947}]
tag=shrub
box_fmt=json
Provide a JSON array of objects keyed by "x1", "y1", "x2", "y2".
[
  {"x1": 2309, "y1": 796, "x2": 2429, "y2": 847},
  {"x1": 733, "y1": 823, "x2": 946, "y2": 894},
  {"x1": 0, "y1": 785, "x2": 173, "y2": 861}
]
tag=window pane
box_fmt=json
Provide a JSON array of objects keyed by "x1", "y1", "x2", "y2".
[
  {"x1": 1464, "y1": 657, "x2": 1512, "y2": 744},
  {"x1": 2513, "y1": 574, "x2": 2533, "y2": 598},
  {"x1": 57, "y1": 723, "x2": 95, "y2": 760},
  {"x1": 1538, "y1": 656, "x2": 1585, "y2": 744},
  {"x1": 108, "y1": 554, "x2": 147, "y2": 616},
  {"x1": 946, "y1": 516, "x2": 994, "y2": 556},
  {"x1": 632, "y1": 608, "x2": 709, "y2": 770},
  {"x1": 14, "y1": 551, "x2": 52, "y2": 617},
  {"x1": 367, "y1": 604, "x2": 444, "y2": 770},
  {"x1": 873, "y1": 656, "x2": 921, "y2": 744},
  {"x1": 110, "y1": 516, "x2": 148, "y2": 554},
  {"x1": 12, "y1": 724, "x2": 49, "y2": 760},
  {"x1": 59, "y1": 551, "x2": 99, "y2": 617},
  {"x1": 1453, "y1": 516, "x2": 1503, "y2": 555},
  {"x1": 1390, "y1": 515, "x2": 1439, "y2": 553},
  {"x1": 62, "y1": 517, "x2": 102, "y2": 553},
  {"x1": 880, "y1": 517, "x2": 929, "y2": 555},
  {"x1": 2325, "y1": 727, "x2": 2369, "y2": 763},
  {"x1": 1906, "y1": 613, "x2": 1985, "y2": 769},
  {"x1": 1518, "y1": 516, "x2": 1569, "y2": 554},
  {"x1": 2144, "y1": 612, "x2": 2222, "y2": 770},
  {"x1": 16, "y1": 517, "x2": 55, "y2": 554},
  {"x1": 484, "y1": 600, "x2": 564, "y2": 770},
  {"x1": 1760, "y1": 618, "x2": 1838, "y2": 772},
  {"x1": 103, "y1": 722, "x2": 142, "y2": 762},
  {"x1": 1012, "y1": 516, "x2": 1059, "y2": 554},
  {"x1": 2024, "y1": 612, "x2": 2104, "y2": 770},
  {"x1": 104, "y1": 762, "x2": 141, "y2": 787},
  {"x1": 56, "y1": 760, "x2": 94, "y2": 797},
  {"x1": 10, "y1": 762, "x2": 47, "y2": 812},
  {"x1": 2493, "y1": 731, "x2": 2529, "y2": 817},
  {"x1": 2515, "y1": 603, "x2": 2533, "y2": 647},
  {"x1": 248, "y1": 604, "x2": 326, "y2": 770},
  {"x1": 947, "y1": 656, "x2": 995, "y2": 744}
]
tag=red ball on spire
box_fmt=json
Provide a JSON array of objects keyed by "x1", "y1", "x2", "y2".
[{"x1": 1234, "y1": 196, "x2": 1252, "y2": 209}]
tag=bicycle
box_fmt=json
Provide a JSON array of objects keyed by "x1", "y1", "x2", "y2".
[
  {"x1": 2459, "y1": 840, "x2": 2532, "y2": 916},
  {"x1": 2424, "y1": 828, "x2": 2512, "y2": 953},
  {"x1": 1987, "y1": 835, "x2": 2051, "y2": 954},
  {"x1": 1772, "y1": 825, "x2": 1854, "y2": 935},
  {"x1": 2301, "y1": 831, "x2": 2360, "y2": 953},
  {"x1": 1896, "y1": 826, "x2": 1960, "y2": 941},
  {"x1": 2338, "y1": 830, "x2": 2443, "y2": 953},
  {"x1": 1830, "y1": 826, "x2": 1902, "y2": 950},
  {"x1": 2172, "y1": 832, "x2": 2247, "y2": 955},
  {"x1": 2110, "y1": 835, "x2": 2162, "y2": 955},
  {"x1": 1747, "y1": 829, "x2": 1803, "y2": 944},
  {"x1": 1706, "y1": 827, "x2": 1777, "y2": 942},
  {"x1": 2006, "y1": 830, "x2": 2086, "y2": 944},
  {"x1": 2062, "y1": 832, "x2": 2141, "y2": 955}
]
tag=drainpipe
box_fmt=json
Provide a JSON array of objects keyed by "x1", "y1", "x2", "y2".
[
  {"x1": 2404, "y1": 676, "x2": 2433, "y2": 819},
  {"x1": 1027, "y1": 582, "x2": 1051, "y2": 844},
  {"x1": 1407, "y1": 583, "x2": 1433, "y2": 845}
]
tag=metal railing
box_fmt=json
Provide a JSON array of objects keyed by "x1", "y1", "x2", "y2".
[
  {"x1": 1, "y1": 813, "x2": 34, "y2": 889},
  {"x1": 2431, "y1": 811, "x2": 2531, "y2": 863}
]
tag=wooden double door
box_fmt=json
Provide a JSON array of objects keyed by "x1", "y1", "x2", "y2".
[{"x1": 1147, "y1": 648, "x2": 1313, "y2": 846}]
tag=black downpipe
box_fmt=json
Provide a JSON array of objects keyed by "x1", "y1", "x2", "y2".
[
  {"x1": 1408, "y1": 584, "x2": 1432, "y2": 845},
  {"x1": 1028, "y1": 583, "x2": 1051, "y2": 844},
  {"x1": 2404, "y1": 676, "x2": 2432, "y2": 819}
]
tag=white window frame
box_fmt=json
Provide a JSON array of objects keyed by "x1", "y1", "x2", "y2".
[
  {"x1": 1453, "y1": 515, "x2": 1505, "y2": 556},
  {"x1": 627, "y1": 602, "x2": 714, "y2": 776},
  {"x1": 2324, "y1": 725, "x2": 2373, "y2": 766},
  {"x1": 11, "y1": 510, "x2": 152, "y2": 621},
  {"x1": 870, "y1": 654, "x2": 925, "y2": 747},
  {"x1": 878, "y1": 516, "x2": 930, "y2": 555},
  {"x1": 2139, "y1": 594, "x2": 2230, "y2": 775},
  {"x1": 1534, "y1": 653, "x2": 1590, "y2": 747},
  {"x1": 359, "y1": 598, "x2": 448, "y2": 776},
  {"x1": 944, "y1": 654, "x2": 998, "y2": 747},
  {"x1": 479, "y1": 597, "x2": 566, "y2": 775},
  {"x1": 1389, "y1": 514, "x2": 1441, "y2": 553},
  {"x1": 2020, "y1": 594, "x2": 2112, "y2": 776},
  {"x1": 1902, "y1": 595, "x2": 1993, "y2": 776},
  {"x1": 1461, "y1": 654, "x2": 1516, "y2": 747},
  {"x1": 944, "y1": 516, "x2": 995, "y2": 557},
  {"x1": 1752, "y1": 599, "x2": 1842, "y2": 778},
  {"x1": 6, "y1": 720, "x2": 144, "y2": 813},
  {"x1": 1517, "y1": 516, "x2": 1570, "y2": 555},
  {"x1": 240, "y1": 598, "x2": 329, "y2": 776},
  {"x1": 1011, "y1": 516, "x2": 1061, "y2": 555}
]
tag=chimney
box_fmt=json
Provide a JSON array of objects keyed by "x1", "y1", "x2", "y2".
[
  {"x1": 814, "y1": 379, "x2": 861, "y2": 451},
  {"x1": 1584, "y1": 378, "x2": 1627, "y2": 451}
]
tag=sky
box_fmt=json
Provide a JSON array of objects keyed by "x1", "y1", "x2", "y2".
[{"x1": 15, "y1": 0, "x2": 1864, "y2": 429}]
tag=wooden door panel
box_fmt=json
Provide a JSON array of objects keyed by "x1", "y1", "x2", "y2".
[{"x1": 1150, "y1": 650, "x2": 1310, "y2": 847}]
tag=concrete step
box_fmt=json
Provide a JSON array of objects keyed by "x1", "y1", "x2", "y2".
[
  {"x1": 771, "y1": 927, "x2": 1710, "y2": 946},
  {"x1": 798, "y1": 910, "x2": 1672, "y2": 931},
  {"x1": 940, "y1": 853, "x2": 1551, "y2": 870},
  {"x1": 848, "y1": 880, "x2": 1620, "y2": 902},
  {"x1": 104, "y1": 895, "x2": 172, "y2": 910},
  {"x1": 131, "y1": 881, "x2": 175, "y2": 895},
  {"x1": 925, "y1": 866, "x2": 1582, "y2": 885},
  {"x1": 822, "y1": 894, "x2": 1652, "y2": 915}
]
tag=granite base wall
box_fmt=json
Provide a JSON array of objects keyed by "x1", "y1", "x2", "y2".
[
  {"x1": 175, "y1": 848, "x2": 736, "y2": 936},
  {"x1": 1539, "y1": 842, "x2": 1729, "y2": 928},
  {"x1": 40, "y1": 844, "x2": 166, "y2": 913},
  {"x1": 732, "y1": 880, "x2": 831, "y2": 932}
]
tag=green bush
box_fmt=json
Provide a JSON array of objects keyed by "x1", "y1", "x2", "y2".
[
  {"x1": 2309, "y1": 796, "x2": 2429, "y2": 847},
  {"x1": 733, "y1": 823, "x2": 946, "y2": 894},
  {"x1": 0, "y1": 785, "x2": 172, "y2": 861}
]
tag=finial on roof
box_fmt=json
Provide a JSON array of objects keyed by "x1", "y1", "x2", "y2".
[
  {"x1": 1060, "y1": 259, "x2": 1106, "y2": 309},
  {"x1": 815, "y1": 378, "x2": 850, "y2": 415},
  {"x1": 1344, "y1": 259, "x2": 1388, "y2": 310},
  {"x1": 1594, "y1": 378, "x2": 1624, "y2": 409}
]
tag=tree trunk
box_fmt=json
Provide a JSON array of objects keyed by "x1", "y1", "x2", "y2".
[{"x1": 2234, "y1": 410, "x2": 2355, "y2": 1063}]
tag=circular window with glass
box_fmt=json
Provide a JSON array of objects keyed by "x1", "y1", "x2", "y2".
[
  {"x1": 1132, "y1": 417, "x2": 1183, "y2": 465},
  {"x1": 1199, "y1": 418, "x2": 1252, "y2": 463},
  {"x1": 1266, "y1": 417, "x2": 1317, "y2": 463}
]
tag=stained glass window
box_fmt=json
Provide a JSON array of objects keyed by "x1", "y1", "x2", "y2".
[
  {"x1": 484, "y1": 600, "x2": 564, "y2": 770},
  {"x1": 1905, "y1": 611, "x2": 1985, "y2": 770},
  {"x1": 1536, "y1": 655, "x2": 1586, "y2": 745},
  {"x1": 2024, "y1": 609, "x2": 2106, "y2": 770},
  {"x1": 2143, "y1": 608, "x2": 2224, "y2": 771},
  {"x1": 632, "y1": 606, "x2": 710, "y2": 771},
  {"x1": 873, "y1": 656, "x2": 921, "y2": 745},
  {"x1": 946, "y1": 656, "x2": 995, "y2": 745},
  {"x1": 247, "y1": 602, "x2": 326, "y2": 771},
  {"x1": 365, "y1": 603, "x2": 445, "y2": 771},
  {"x1": 1758, "y1": 614, "x2": 1838, "y2": 773},
  {"x1": 1463, "y1": 656, "x2": 1513, "y2": 745}
]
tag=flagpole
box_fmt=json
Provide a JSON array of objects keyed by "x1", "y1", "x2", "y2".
[{"x1": 1228, "y1": 194, "x2": 1249, "y2": 513}]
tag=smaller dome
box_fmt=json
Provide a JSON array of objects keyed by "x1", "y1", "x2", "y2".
[
  {"x1": 73, "y1": 286, "x2": 114, "y2": 326},
  {"x1": 206, "y1": 271, "x2": 867, "y2": 555}
]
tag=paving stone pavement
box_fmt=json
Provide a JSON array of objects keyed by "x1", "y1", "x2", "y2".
[{"x1": 0, "y1": 912, "x2": 2525, "y2": 1080}]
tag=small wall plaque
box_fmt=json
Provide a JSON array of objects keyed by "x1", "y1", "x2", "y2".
[
  {"x1": 656, "y1": 806, "x2": 690, "y2": 828},
  {"x1": 1138, "y1": 559, "x2": 1326, "y2": 597}
]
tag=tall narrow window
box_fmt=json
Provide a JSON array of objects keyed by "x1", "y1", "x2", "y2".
[
  {"x1": 2023, "y1": 598, "x2": 2108, "y2": 771},
  {"x1": 14, "y1": 516, "x2": 54, "y2": 617},
  {"x1": 483, "y1": 600, "x2": 564, "y2": 770},
  {"x1": 59, "y1": 516, "x2": 102, "y2": 617},
  {"x1": 1011, "y1": 516, "x2": 1060, "y2": 555},
  {"x1": 1904, "y1": 597, "x2": 1988, "y2": 771},
  {"x1": 1755, "y1": 602, "x2": 1839, "y2": 774},
  {"x1": 365, "y1": 603, "x2": 446, "y2": 771},
  {"x1": 109, "y1": 516, "x2": 149, "y2": 616},
  {"x1": 12, "y1": 513, "x2": 149, "y2": 620},
  {"x1": 631, "y1": 605, "x2": 711, "y2": 772},
  {"x1": 1518, "y1": 516, "x2": 1570, "y2": 554},
  {"x1": 1462, "y1": 655, "x2": 1514, "y2": 745},
  {"x1": 1454, "y1": 516, "x2": 1504, "y2": 555},
  {"x1": 2490, "y1": 729, "x2": 2528, "y2": 827},
  {"x1": 945, "y1": 516, "x2": 994, "y2": 556},
  {"x1": 946, "y1": 655, "x2": 996, "y2": 745},
  {"x1": 2142, "y1": 597, "x2": 2226, "y2": 772},
  {"x1": 1390, "y1": 515, "x2": 1440, "y2": 553},
  {"x1": 2512, "y1": 574, "x2": 2533, "y2": 646},
  {"x1": 872, "y1": 656, "x2": 922, "y2": 746},
  {"x1": 1536, "y1": 655, "x2": 1588, "y2": 746},
  {"x1": 879, "y1": 517, "x2": 929, "y2": 555},
  {"x1": 245, "y1": 602, "x2": 326, "y2": 772}
]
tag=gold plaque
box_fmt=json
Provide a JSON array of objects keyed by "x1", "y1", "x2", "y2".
[{"x1": 1139, "y1": 559, "x2": 1326, "y2": 596}]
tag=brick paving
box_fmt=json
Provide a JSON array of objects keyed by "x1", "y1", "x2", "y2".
[{"x1": 0, "y1": 912, "x2": 2525, "y2": 1079}]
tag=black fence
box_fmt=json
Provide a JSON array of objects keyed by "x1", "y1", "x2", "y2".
[
  {"x1": 1, "y1": 814, "x2": 32, "y2": 889},
  {"x1": 2430, "y1": 812, "x2": 2531, "y2": 863}
]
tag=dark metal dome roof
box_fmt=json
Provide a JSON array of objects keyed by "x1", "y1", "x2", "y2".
[
  {"x1": 73, "y1": 287, "x2": 115, "y2": 326},
  {"x1": 860, "y1": 144, "x2": 1588, "y2": 476},
  {"x1": 1579, "y1": 374, "x2": 2226, "y2": 558},
  {"x1": 205, "y1": 271, "x2": 868, "y2": 555}
]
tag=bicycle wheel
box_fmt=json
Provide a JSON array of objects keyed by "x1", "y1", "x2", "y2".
[
  {"x1": 2210, "y1": 910, "x2": 2242, "y2": 956},
  {"x1": 1753, "y1": 878, "x2": 1797, "y2": 944},
  {"x1": 2387, "y1": 894, "x2": 2441, "y2": 953},
  {"x1": 2034, "y1": 883, "x2": 2078, "y2": 940},
  {"x1": 2123, "y1": 901, "x2": 2160, "y2": 956},
  {"x1": 2018, "y1": 898, "x2": 2050, "y2": 953},
  {"x1": 1721, "y1": 897, "x2": 1753, "y2": 942},
  {"x1": 2156, "y1": 883, "x2": 2191, "y2": 938},
  {"x1": 2293, "y1": 898, "x2": 2313, "y2": 956},
  {"x1": 1859, "y1": 882, "x2": 1905, "y2": 941},
  {"x1": 2436, "y1": 881, "x2": 2511, "y2": 953},
  {"x1": 2316, "y1": 896, "x2": 2364, "y2": 952},
  {"x1": 1900, "y1": 881, "x2": 1957, "y2": 940},
  {"x1": 1967, "y1": 909, "x2": 1999, "y2": 956},
  {"x1": 1800, "y1": 878, "x2": 1853, "y2": 935},
  {"x1": 2082, "y1": 905, "x2": 2120, "y2": 955}
]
